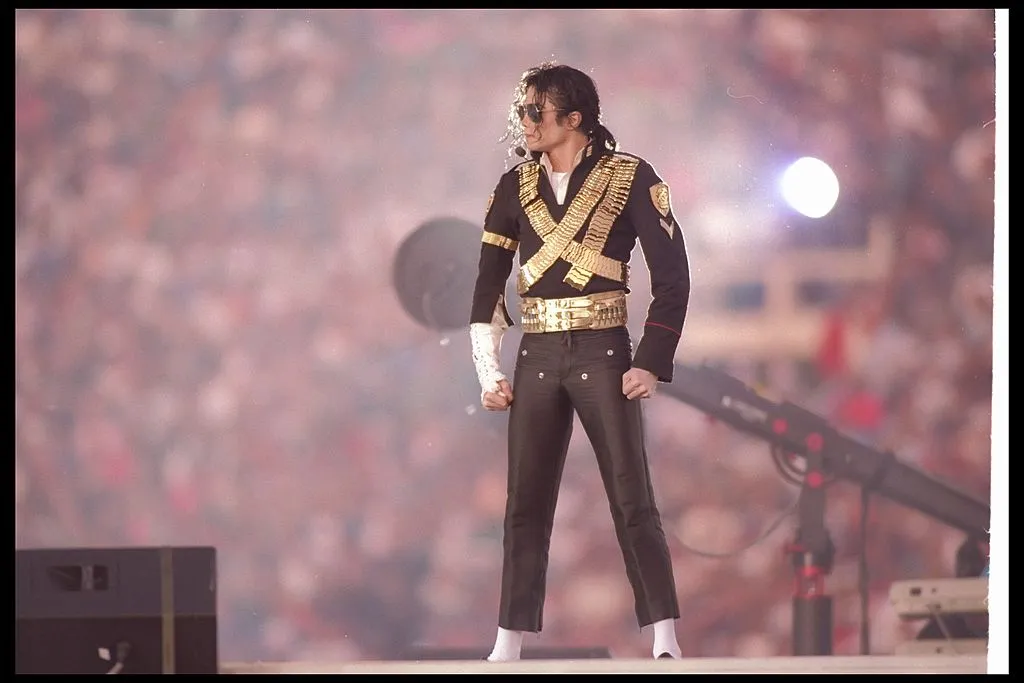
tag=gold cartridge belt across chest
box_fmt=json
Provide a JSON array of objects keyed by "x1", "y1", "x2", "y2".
[{"x1": 519, "y1": 290, "x2": 628, "y2": 333}]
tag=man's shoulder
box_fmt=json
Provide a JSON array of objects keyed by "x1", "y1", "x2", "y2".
[
  {"x1": 496, "y1": 158, "x2": 537, "y2": 181},
  {"x1": 609, "y1": 149, "x2": 661, "y2": 180},
  {"x1": 610, "y1": 148, "x2": 646, "y2": 163}
]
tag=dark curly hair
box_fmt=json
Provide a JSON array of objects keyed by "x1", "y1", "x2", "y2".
[{"x1": 500, "y1": 61, "x2": 618, "y2": 162}]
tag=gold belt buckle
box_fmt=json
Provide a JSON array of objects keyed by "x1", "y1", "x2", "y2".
[
  {"x1": 522, "y1": 293, "x2": 625, "y2": 332},
  {"x1": 568, "y1": 297, "x2": 596, "y2": 329},
  {"x1": 546, "y1": 296, "x2": 584, "y2": 331}
]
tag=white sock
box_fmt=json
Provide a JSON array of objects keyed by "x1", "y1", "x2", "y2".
[
  {"x1": 652, "y1": 618, "x2": 682, "y2": 659},
  {"x1": 487, "y1": 627, "x2": 524, "y2": 662}
]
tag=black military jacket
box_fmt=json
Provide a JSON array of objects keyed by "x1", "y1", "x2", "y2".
[{"x1": 470, "y1": 141, "x2": 690, "y2": 383}]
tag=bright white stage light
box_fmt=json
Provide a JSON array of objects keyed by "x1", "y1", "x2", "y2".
[{"x1": 779, "y1": 157, "x2": 840, "y2": 219}]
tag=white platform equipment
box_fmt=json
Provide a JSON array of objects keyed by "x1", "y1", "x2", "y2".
[
  {"x1": 889, "y1": 577, "x2": 988, "y2": 619},
  {"x1": 890, "y1": 576, "x2": 988, "y2": 657}
]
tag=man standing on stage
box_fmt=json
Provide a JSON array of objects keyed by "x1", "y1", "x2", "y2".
[{"x1": 469, "y1": 62, "x2": 692, "y2": 661}]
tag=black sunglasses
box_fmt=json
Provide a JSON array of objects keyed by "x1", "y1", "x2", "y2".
[{"x1": 517, "y1": 103, "x2": 565, "y2": 124}]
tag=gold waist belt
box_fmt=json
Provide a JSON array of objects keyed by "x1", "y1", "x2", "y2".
[{"x1": 520, "y1": 290, "x2": 628, "y2": 334}]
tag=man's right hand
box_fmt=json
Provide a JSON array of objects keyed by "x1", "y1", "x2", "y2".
[{"x1": 482, "y1": 379, "x2": 514, "y2": 411}]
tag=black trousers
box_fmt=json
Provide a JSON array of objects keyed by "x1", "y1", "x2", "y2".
[{"x1": 497, "y1": 326, "x2": 681, "y2": 632}]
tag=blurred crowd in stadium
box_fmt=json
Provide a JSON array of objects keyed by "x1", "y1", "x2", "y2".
[{"x1": 16, "y1": 9, "x2": 995, "y2": 661}]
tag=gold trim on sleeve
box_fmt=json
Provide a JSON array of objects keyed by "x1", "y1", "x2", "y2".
[{"x1": 481, "y1": 231, "x2": 519, "y2": 252}]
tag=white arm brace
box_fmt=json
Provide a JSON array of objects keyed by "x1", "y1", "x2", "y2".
[{"x1": 470, "y1": 299, "x2": 510, "y2": 401}]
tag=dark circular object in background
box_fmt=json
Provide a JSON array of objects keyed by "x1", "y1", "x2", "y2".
[{"x1": 393, "y1": 216, "x2": 482, "y2": 332}]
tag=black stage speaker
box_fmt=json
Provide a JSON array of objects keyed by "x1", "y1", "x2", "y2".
[
  {"x1": 398, "y1": 645, "x2": 613, "y2": 660},
  {"x1": 15, "y1": 546, "x2": 218, "y2": 674}
]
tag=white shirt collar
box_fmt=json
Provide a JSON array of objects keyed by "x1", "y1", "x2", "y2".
[{"x1": 539, "y1": 142, "x2": 589, "y2": 177}]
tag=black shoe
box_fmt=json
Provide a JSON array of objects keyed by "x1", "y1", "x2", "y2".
[{"x1": 657, "y1": 652, "x2": 677, "y2": 659}]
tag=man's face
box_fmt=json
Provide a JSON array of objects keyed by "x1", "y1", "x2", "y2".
[{"x1": 519, "y1": 86, "x2": 574, "y2": 154}]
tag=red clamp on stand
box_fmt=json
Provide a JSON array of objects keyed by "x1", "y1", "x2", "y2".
[{"x1": 784, "y1": 434, "x2": 836, "y2": 656}]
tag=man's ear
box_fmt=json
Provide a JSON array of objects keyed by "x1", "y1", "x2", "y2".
[{"x1": 569, "y1": 111, "x2": 582, "y2": 130}]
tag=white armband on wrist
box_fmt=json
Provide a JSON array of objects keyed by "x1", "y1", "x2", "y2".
[{"x1": 470, "y1": 300, "x2": 510, "y2": 399}]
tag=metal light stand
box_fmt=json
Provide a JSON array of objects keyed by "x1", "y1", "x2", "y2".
[{"x1": 784, "y1": 441, "x2": 835, "y2": 656}]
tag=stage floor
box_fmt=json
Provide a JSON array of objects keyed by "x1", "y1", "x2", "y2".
[{"x1": 221, "y1": 654, "x2": 988, "y2": 675}]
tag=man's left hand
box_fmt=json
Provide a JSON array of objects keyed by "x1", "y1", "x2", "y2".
[{"x1": 622, "y1": 367, "x2": 658, "y2": 400}]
